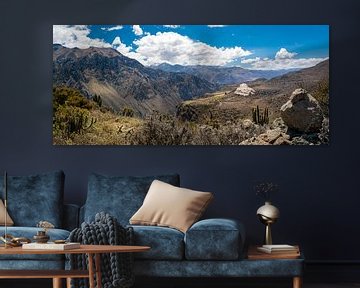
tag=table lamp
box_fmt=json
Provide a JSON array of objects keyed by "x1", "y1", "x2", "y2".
[{"x1": 256, "y1": 201, "x2": 280, "y2": 245}]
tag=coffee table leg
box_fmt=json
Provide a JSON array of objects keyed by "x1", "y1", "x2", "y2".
[
  {"x1": 88, "y1": 253, "x2": 95, "y2": 288},
  {"x1": 66, "y1": 277, "x2": 72, "y2": 288},
  {"x1": 52, "y1": 278, "x2": 62, "y2": 288},
  {"x1": 293, "y1": 276, "x2": 302, "y2": 288},
  {"x1": 95, "y1": 253, "x2": 102, "y2": 288}
]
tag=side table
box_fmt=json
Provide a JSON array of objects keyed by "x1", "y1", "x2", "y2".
[
  {"x1": 0, "y1": 244, "x2": 150, "y2": 288},
  {"x1": 247, "y1": 245, "x2": 303, "y2": 288}
]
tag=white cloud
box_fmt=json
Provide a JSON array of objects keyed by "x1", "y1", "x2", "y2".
[
  {"x1": 101, "y1": 25, "x2": 123, "y2": 31},
  {"x1": 207, "y1": 25, "x2": 227, "y2": 28},
  {"x1": 163, "y1": 25, "x2": 180, "y2": 29},
  {"x1": 275, "y1": 48, "x2": 297, "y2": 59},
  {"x1": 241, "y1": 57, "x2": 261, "y2": 64},
  {"x1": 132, "y1": 31, "x2": 251, "y2": 66},
  {"x1": 132, "y1": 25, "x2": 143, "y2": 36},
  {"x1": 53, "y1": 25, "x2": 110, "y2": 49},
  {"x1": 111, "y1": 36, "x2": 132, "y2": 55},
  {"x1": 241, "y1": 48, "x2": 327, "y2": 70}
]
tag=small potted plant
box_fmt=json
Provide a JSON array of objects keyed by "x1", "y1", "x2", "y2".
[{"x1": 254, "y1": 181, "x2": 279, "y2": 203}]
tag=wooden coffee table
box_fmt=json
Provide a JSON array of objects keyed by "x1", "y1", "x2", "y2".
[{"x1": 0, "y1": 244, "x2": 150, "y2": 288}]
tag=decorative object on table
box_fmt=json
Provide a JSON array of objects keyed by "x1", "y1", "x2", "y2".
[
  {"x1": 33, "y1": 230, "x2": 50, "y2": 243},
  {"x1": 254, "y1": 181, "x2": 280, "y2": 245},
  {"x1": 33, "y1": 220, "x2": 55, "y2": 243},
  {"x1": 0, "y1": 234, "x2": 31, "y2": 247},
  {"x1": 248, "y1": 245, "x2": 300, "y2": 260},
  {"x1": 69, "y1": 212, "x2": 134, "y2": 288}
]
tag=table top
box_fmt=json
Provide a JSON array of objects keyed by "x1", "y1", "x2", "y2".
[{"x1": 0, "y1": 245, "x2": 150, "y2": 255}]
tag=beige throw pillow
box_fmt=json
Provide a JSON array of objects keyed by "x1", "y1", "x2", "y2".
[
  {"x1": 0, "y1": 199, "x2": 14, "y2": 226},
  {"x1": 130, "y1": 180, "x2": 213, "y2": 233}
]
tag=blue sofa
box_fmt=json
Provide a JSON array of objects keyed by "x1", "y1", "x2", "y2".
[
  {"x1": 81, "y1": 173, "x2": 304, "y2": 282},
  {"x1": 0, "y1": 171, "x2": 79, "y2": 270},
  {"x1": 0, "y1": 171, "x2": 303, "y2": 287}
]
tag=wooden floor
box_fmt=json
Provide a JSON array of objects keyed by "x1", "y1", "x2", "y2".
[{"x1": 1, "y1": 279, "x2": 360, "y2": 288}]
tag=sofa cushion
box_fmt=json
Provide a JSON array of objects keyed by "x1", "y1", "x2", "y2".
[
  {"x1": 84, "y1": 173, "x2": 180, "y2": 225},
  {"x1": 185, "y1": 218, "x2": 245, "y2": 260},
  {"x1": 130, "y1": 225, "x2": 184, "y2": 260},
  {"x1": 0, "y1": 199, "x2": 14, "y2": 226},
  {"x1": 0, "y1": 227, "x2": 70, "y2": 261},
  {"x1": 130, "y1": 180, "x2": 213, "y2": 233},
  {"x1": 0, "y1": 171, "x2": 65, "y2": 227}
]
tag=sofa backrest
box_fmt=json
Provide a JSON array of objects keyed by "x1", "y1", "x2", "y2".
[
  {"x1": 0, "y1": 170, "x2": 65, "y2": 228},
  {"x1": 82, "y1": 173, "x2": 180, "y2": 226}
]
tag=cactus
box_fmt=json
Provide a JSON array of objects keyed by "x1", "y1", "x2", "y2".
[
  {"x1": 122, "y1": 107, "x2": 134, "y2": 117},
  {"x1": 252, "y1": 105, "x2": 269, "y2": 125},
  {"x1": 66, "y1": 110, "x2": 96, "y2": 135},
  {"x1": 92, "y1": 95, "x2": 102, "y2": 107},
  {"x1": 54, "y1": 106, "x2": 96, "y2": 137}
]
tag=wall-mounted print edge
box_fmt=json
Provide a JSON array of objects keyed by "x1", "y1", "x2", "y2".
[{"x1": 52, "y1": 25, "x2": 329, "y2": 145}]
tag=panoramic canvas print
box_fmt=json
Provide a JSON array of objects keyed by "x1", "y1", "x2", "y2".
[{"x1": 53, "y1": 25, "x2": 329, "y2": 145}]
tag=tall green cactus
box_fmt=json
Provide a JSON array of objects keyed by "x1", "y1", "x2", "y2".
[
  {"x1": 252, "y1": 105, "x2": 269, "y2": 125},
  {"x1": 66, "y1": 111, "x2": 96, "y2": 135},
  {"x1": 92, "y1": 95, "x2": 102, "y2": 107}
]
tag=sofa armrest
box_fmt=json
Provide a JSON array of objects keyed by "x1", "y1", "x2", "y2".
[
  {"x1": 184, "y1": 218, "x2": 245, "y2": 260},
  {"x1": 63, "y1": 204, "x2": 80, "y2": 231}
]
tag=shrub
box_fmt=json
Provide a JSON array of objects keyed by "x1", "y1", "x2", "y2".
[
  {"x1": 53, "y1": 106, "x2": 96, "y2": 138},
  {"x1": 312, "y1": 79, "x2": 329, "y2": 117},
  {"x1": 128, "y1": 112, "x2": 266, "y2": 145},
  {"x1": 53, "y1": 86, "x2": 93, "y2": 112},
  {"x1": 122, "y1": 107, "x2": 135, "y2": 117}
]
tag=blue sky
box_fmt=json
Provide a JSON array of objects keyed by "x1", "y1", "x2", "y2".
[{"x1": 53, "y1": 25, "x2": 329, "y2": 70}]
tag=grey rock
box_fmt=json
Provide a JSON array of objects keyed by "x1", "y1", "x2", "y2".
[
  {"x1": 270, "y1": 117, "x2": 288, "y2": 133},
  {"x1": 280, "y1": 88, "x2": 324, "y2": 133},
  {"x1": 273, "y1": 136, "x2": 292, "y2": 145},
  {"x1": 240, "y1": 137, "x2": 270, "y2": 145}
]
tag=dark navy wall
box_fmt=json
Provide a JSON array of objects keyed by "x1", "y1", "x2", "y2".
[{"x1": 0, "y1": 0, "x2": 359, "y2": 262}]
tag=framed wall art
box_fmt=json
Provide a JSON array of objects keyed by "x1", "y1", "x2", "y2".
[{"x1": 53, "y1": 25, "x2": 329, "y2": 145}]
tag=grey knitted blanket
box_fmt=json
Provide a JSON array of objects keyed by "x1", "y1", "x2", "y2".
[{"x1": 68, "y1": 212, "x2": 134, "y2": 288}]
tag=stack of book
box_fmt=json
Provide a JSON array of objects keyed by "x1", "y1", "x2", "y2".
[
  {"x1": 22, "y1": 242, "x2": 80, "y2": 250},
  {"x1": 248, "y1": 244, "x2": 300, "y2": 259},
  {"x1": 257, "y1": 244, "x2": 299, "y2": 254}
]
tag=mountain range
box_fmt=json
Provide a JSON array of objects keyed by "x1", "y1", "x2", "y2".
[
  {"x1": 151, "y1": 63, "x2": 295, "y2": 85},
  {"x1": 53, "y1": 44, "x2": 328, "y2": 117},
  {"x1": 53, "y1": 44, "x2": 217, "y2": 116}
]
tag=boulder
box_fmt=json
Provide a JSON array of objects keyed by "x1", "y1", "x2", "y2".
[
  {"x1": 280, "y1": 88, "x2": 323, "y2": 133},
  {"x1": 242, "y1": 119, "x2": 255, "y2": 129},
  {"x1": 270, "y1": 117, "x2": 288, "y2": 133},
  {"x1": 234, "y1": 83, "x2": 255, "y2": 96},
  {"x1": 240, "y1": 128, "x2": 291, "y2": 145}
]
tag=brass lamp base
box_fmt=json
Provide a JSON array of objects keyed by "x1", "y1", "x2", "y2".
[{"x1": 265, "y1": 223, "x2": 272, "y2": 245}]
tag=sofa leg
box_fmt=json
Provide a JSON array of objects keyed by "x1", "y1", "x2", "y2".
[
  {"x1": 53, "y1": 278, "x2": 62, "y2": 288},
  {"x1": 293, "y1": 276, "x2": 302, "y2": 288}
]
